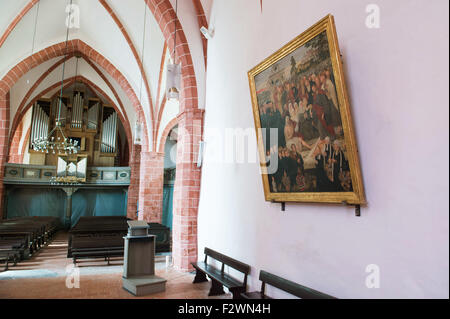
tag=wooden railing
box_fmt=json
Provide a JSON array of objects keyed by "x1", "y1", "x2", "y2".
[{"x1": 3, "y1": 163, "x2": 131, "y2": 186}]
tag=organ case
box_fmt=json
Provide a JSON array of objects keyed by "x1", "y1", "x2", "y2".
[{"x1": 28, "y1": 90, "x2": 120, "y2": 167}]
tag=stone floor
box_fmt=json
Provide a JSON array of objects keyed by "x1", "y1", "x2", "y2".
[{"x1": 0, "y1": 232, "x2": 231, "y2": 299}]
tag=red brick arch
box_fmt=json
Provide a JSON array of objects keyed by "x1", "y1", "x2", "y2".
[
  {"x1": 145, "y1": 0, "x2": 204, "y2": 271},
  {"x1": 8, "y1": 121, "x2": 23, "y2": 163},
  {"x1": 192, "y1": 0, "x2": 208, "y2": 66},
  {"x1": 145, "y1": 0, "x2": 199, "y2": 112},
  {"x1": 158, "y1": 117, "x2": 178, "y2": 153},
  {"x1": 19, "y1": 126, "x2": 31, "y2": 163}
]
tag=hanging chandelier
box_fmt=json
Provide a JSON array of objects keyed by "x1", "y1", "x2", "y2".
[
  {"x1": 31, "y1": 127, "x2": 79, "y2": 155},
  {"x1": 166, "y1": 0, "x2": 181, "y2": 101},
  {"x1": 31, "y1": 0, "x2": 78, "y2": 156}
]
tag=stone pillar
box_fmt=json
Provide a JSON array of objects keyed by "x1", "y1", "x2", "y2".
[
  {"x1": 0, "y1": 92, "x2": 10, "y2": 219},
  {"x1": 62, "y1": 187, "x2": 78, "y2": 229},
  {"x1": 138, "y1": 151, "x2": 164, "y2": 223},
  {"x1": 172, "y1": 108, "x2": 204, "y2": 271},
  {"x1": 8, "y1": 121, "x2": 23, "y2": 163},
  {"x1": 127, "y1": 144, "x2": 141, "y2": 220}
]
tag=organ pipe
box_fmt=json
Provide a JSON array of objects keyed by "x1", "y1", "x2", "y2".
[
  {"x1": 71, "y1": 92, "x2": 84, "y2": 129},
  {"x1": 56, "y1": 98, "x2": 67, "y2": 126},
  {"x1": 101, "y1": 111, "x2": 117, "y2": 153},
  {"x1": 30, "y1": 103, "x2": 50, "y2": 148},
  {"x1": 87, "y1": 103, "x2": 99, "y2": 130}
]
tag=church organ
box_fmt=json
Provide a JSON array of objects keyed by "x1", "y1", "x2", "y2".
[{"x1": 28, "y1": 86, "x2": 124, "y2": 167}]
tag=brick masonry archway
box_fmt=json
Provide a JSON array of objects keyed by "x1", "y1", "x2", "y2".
[
  {"x1": 144, "y1": 0, "x2": 204, "y2": 271},
  {"x1": 136, "y1": 117, "x2": 178, "y2": 228},
  {"x1": 158, "y1": 117, "x2": 179, "y2": 154}
]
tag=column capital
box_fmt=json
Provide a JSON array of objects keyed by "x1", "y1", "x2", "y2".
[
  {"x1": 177, "y1": 108, "x2": 205, "y2": 122},
  {"x1": 62, "y1": 187, "x2": 79, "y2": 197},
  {"x1": 140, "y1": 151, "x2": 165, "y2": 160}
]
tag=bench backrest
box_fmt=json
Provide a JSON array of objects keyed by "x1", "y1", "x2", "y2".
[
  {"x1": 259, "y1": 270, "x2": 336, "y2": 299},
  {"x1": 204, "y1": 247, "x2": 250, "y2": 275}
]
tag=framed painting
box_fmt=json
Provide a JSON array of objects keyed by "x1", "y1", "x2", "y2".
[{"x1": 248, "y1": 15, "x2": 366, "y2": 205}]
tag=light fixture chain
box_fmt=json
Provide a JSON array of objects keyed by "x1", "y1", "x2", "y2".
[
  {"x1": 139, "y1": 1, "x2": 148, "y2": 105},
  {"x1": 32, "y1": 0, "x2": 79, "y2": 164},
  {"x1": 173, "y1": 0, "x2": 178, "y2": 63},
  {"x1": 57, "y1": 0, "x2": 74, "y2": 124},
  {"x1": 31, "y1": 0, "x2": 40, "y2": 57}
]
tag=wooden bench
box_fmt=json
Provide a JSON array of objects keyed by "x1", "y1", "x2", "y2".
[
  {"x1": 71, "y1": 233, "x2": 125, "y2": 264},
  {"x1": 68, "y1": 216, "x2": 128, "y2": 263},
  {"x1": 72, "y1": 247, "x2": 124, "y2": 265},
  {"x1": 0, "y1": 233, "x2": 31, "y2": 258},
  {"x1": 241, "y1": 270, "x2": 337, "y2": 299},
  {"x1": 147, "y1": 223, "x2": 171, "y2": 253},
  {"x1": 0, "y1": 248, "x2": 20, "y2": 271},
  {"x1": 192, "y1": 247, "x2": 250, "y2": 299},
  {"x1": 0, "y1": 217, "x2": 60, "y2": 262}
]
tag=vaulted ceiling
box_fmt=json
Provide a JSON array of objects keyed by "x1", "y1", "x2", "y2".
[{"x1": 0, "y1": 0, "x2": 212, "y2": 153}]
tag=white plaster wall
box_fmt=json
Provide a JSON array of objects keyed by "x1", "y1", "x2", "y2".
[
  {"x1": 0, "y1": 0, "x2": 29, "y2": 37},
  {"x1": 198, "y1": 0, "x2": 449, "y2": 299},
  {"x1": 0, "y1": 0, "x2": 72, "y2": 79},
  {"x1": 108, "y1": 0, "x2": 166, "y2": 110}
]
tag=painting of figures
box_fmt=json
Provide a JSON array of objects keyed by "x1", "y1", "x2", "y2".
[{"x1": 248, "y1": 15, "x2": 365, "y2": 204}]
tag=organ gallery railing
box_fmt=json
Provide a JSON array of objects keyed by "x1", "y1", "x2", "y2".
[{"x1": 3, "y1": 163, "x2": 131, "y2": 186}]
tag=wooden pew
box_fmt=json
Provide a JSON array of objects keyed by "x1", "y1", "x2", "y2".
[
  {"x1": 0, "y1": 217, "x2": 60, "y2": 270},
  {"x1": 69, "y1": 216, "x2": 128, "y2": 264},
  {"x1": 192, "y1": 247, "x2": 251, "y2": 299},
  {"x1": 0, "y1": 221, "x2": 41, "y2": 252},
  {"x1": 0, "y1": 232, "x2": 33, "y2": 257},
  {"x1": 0, "y1": 217, "x2": 58, "y2": 254},
  {"x1": 241, "y1": 270, "x2": 337, "y2": 299},
  {"x1": 147, "y1": 223, "x2": 171, "y2": 253},
  {"x1": 0, "y1": 248, "x2": 20, "y2": 271}
]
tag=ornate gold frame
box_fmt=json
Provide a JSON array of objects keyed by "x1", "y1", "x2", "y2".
[{"x1": 248, "y1": 15, "x2": 366, "y2": 205}]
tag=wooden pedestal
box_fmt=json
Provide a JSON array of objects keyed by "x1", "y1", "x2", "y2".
[{"x1": 122, "y1": 234, "x2": 166, "y2": 296}]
